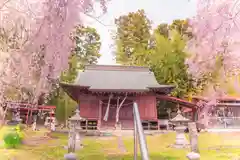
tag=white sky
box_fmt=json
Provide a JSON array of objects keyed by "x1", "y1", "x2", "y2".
[{"x1": 85, "y1": 0, "x2": 197, "y2": 65}]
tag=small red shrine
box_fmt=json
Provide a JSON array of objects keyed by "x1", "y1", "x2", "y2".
[{"x1": 61, "y1": 65, "x2": 196, "y2": 130}]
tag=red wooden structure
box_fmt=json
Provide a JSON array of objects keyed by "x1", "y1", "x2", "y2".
[
  {"x1": 6, "y1": 101, "x2": 56, "y2": 124},
  {"x1": 61, "y1": 65, "x2": 197, "y2": 130},
  {"x1": 188, "y1": 96, "x2": 240, "y2": 128}
]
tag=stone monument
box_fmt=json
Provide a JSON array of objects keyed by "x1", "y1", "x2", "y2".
[{"x1": 170, "y1": 109, "x2": 190, "y2": 148}]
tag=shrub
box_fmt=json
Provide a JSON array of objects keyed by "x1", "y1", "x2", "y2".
[
  {"x1": 3, "y1": 132, "x2": 22, "y2": 148},
  {"x1": 3, "y1": 124, "x2": 25, "y2": 149}
]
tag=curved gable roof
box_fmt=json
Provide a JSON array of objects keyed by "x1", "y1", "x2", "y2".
[{"x1": 73, "y1": 65, "x2": 174, "y2": 91}]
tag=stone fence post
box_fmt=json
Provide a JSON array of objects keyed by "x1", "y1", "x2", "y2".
[
  {"x1": 186, "y1": 122, "x2": 200, "y2": 160},
  {"x1": 188, "y1": 122, "x2": 199, "y2": 153}
]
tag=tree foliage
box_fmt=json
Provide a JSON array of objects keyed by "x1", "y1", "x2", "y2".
[
  {"x1": 0, "y1": 0, "x2": 106, "y2": 104},
  {"x1": 156, "y1": 19, "x2": 192, "y2": 39},
  {"x1": 0, "y1": 0, "x2": 106, "y2": 125},
  {"x1": 48, "y1": 25, "x2": 101, "y2": 122},
  {"x1": 150, "y1": 30, "x2": 195, "y2": 97},
  {"x1": 61, "y1": 25, "x2": 101, "y2": 83},
  {"x1": 186, "y1": 0, "x2": 240, "y2": 96},
  {"x1": 115, "y1": 9, "x2": 152, "y2": 66}
]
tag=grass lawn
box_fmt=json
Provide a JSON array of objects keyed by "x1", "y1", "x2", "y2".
[{"x1": 1, "y1": 126, "x2": 240, "y2": 160}]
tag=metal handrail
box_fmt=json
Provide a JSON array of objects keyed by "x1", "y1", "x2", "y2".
[{"x1": 133, "y1": 102, "x2": 149, "y2": 160}]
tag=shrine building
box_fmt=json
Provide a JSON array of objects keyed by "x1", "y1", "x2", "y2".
[{"x1": 61, "y1": 65, "x2": 196, "y2": 130}]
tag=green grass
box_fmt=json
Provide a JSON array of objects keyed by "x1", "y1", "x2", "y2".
[{"x1": 1, "y1": 127, "x2": 240, "y2": 160}]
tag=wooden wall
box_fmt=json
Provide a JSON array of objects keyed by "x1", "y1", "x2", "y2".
[
  {"x1": 79, "y1": 96, "x2": 99, "y2": 119},
  {"x1": 78, "y1": 95, "x2": 158, "y2": 121},
  {"x1": 136, "y1": 95, "x2": 157, "y2": 120}
]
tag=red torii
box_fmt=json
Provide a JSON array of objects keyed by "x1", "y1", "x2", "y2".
[{"x1": 6, "y1": 101, "x2": 56, "y2": 124}]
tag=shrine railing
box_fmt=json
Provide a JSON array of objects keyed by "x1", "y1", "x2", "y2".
[
  {"x1": 208, "y1": 117, "x2": 240, "y2": 129},
  {"x1": 133, "y1": 102, "x2": 149, "y2": 160}
]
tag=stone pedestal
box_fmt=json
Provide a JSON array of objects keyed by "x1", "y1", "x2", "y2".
[
  {"x1": 170, "y1": 125, "x2": 189, "y2": 148},
  {"x1": 186, "y1": 152, "x2": 200, "y2": 160},
  {"x1": 75, "y1": 132, "x2": 82, "y2": 150},
  {"x1": 32, "y1": 121, "x2": 37, "y2": 131},
  {"x1": 115, "y1": 123, "x2": 122, "y2": 130},
  {"x1": 51, "y1": 122, "x2": 56, "y2": 131},
  {"x1": 68, "y1": 126, "x2": 76, "y2": 153},
  {"x1": 64, "y1": 152, "x2": 77, "y2": 160}
]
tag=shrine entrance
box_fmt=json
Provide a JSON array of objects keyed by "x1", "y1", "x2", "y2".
[{"x1": 101, "y1": 98, "x2": 134, "y2": 130}]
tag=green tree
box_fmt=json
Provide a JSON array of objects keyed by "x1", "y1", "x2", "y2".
[
  {"x1": 169, "y1": 19, "x2": 192, "y2": 39},
  {"x1": 61, "y1": 25, "x2": 101, "y2": 83},
  {"x1": 156, "y1": 23, "x2": 169, "y2": 38},
  {"x1": 155, "y1": 19, "x2": 192, "y2": 39},
  {"x1": 115, "y1": 9, "x2": 151, "y2": 65},
  {"x1": 150, "y1": 30, "x2": 195, "y2": 119},
  {"x1": 48, "y1": 25, "x2": 101, "y2": 122},
  {"x1": 150, "y1": 30, "x2": 195, "y2": 98}
]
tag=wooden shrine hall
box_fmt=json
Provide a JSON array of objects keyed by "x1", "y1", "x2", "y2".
[{"x1": 61, "y1": 65, "x2": 197, "y2": 130}]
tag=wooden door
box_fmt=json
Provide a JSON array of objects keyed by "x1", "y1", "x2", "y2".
[
  {"x1": 119, "y1": 105, "x2": 133, "y2": 120},
  {"x1": 102, "y1": 105, "x2": 116, "y2": 120}
]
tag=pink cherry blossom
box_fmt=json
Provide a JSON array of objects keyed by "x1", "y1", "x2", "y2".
[
  {"x1": 0, "y1": 0, "x2": 106, "y2": 107},
  {"x1": 187, "y1": 0, "x2": 240, "y2": 81}
]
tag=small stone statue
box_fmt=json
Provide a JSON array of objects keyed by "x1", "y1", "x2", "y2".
[
  {"x1": 50, "y1": 120, "x2": 56, "y2": 131},
  {"x1": 64, "y1": 152, "x2": 77, "y2": 160},
  {"x1": 32, "y1": 115, "x2": 37, "y2": 131},
  {"x1": 32, "y1": 121, "x2": 37, "y2": 131},
  {"x1": 186, "y1": 152, "x2": 200, "y2": 160}
]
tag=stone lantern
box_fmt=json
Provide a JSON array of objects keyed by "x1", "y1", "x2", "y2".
[
  {"x1": 67, "y1": 109, "x2": 85, "y2": 153},
  {"x1": 170, "y1": 109, "x2": 190, "y2": 148}
]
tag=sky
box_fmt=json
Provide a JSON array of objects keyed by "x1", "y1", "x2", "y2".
[{"x1": 85, "y1": 0, "x2": 197, "y2": 65}]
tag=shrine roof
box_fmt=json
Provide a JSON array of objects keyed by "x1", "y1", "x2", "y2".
[
  {"x1": 192, "y1": 96, "x2": 240, "y2": 102},
  {"x1": 170, "y1": 109, "x2": 191, "y2": 122},
  {"x1": 61, "y1": 65, "x2": 174, "y2": 94}
]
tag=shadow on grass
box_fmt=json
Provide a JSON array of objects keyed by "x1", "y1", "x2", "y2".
[{"x1": 107, "y1": 154, "x2": 179, "y2": 160}]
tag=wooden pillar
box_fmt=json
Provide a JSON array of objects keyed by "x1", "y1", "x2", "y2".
[
  {"x1": 29, "y1": 109, "x2": 33, "y2": 125},
  {"x1": 98, "y1": 100, "x2": 102, "y2": 130},
  {"x1": 26, "y1": 108, "x2": 30, "y2": 124},
  {"x1": 192, "y1": 108, "x2": 197, "y2": 122}
]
